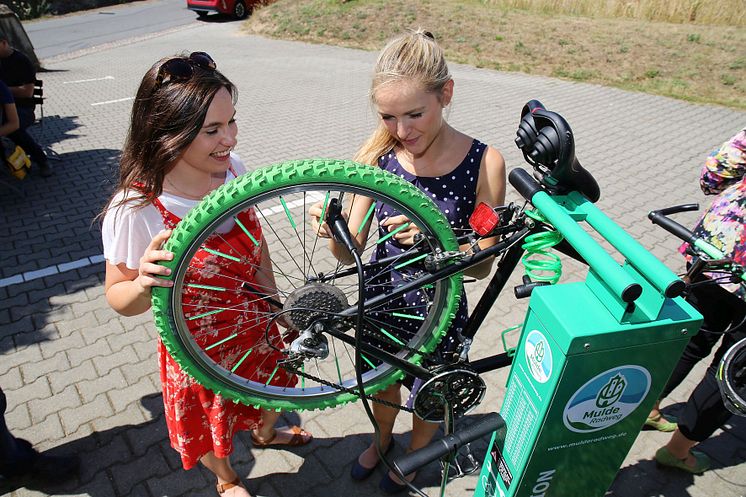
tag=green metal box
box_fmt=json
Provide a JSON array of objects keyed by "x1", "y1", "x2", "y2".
[{"x1": 475, "y1": 282, "x2": 702, "y2": 497}]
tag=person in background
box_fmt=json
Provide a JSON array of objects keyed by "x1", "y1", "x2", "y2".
[
  {"x1": 311, "y1": 29, "x2": 506, "y2": 493},
  {"x1": 0, "y1": 32, "x2": 51, "y2": 177},
  {"x1": 0, "y1": 386, "x2": 80, "y2": 490},
  {"x1": 101, "y1": 52, "x2": 311, "y2": 497},
  {"x1": 0, "y1": 79, "x2": 19, "y2": 137},
  {"x1": 653, "y1": 128, "x2": 745, "y2": 473}
]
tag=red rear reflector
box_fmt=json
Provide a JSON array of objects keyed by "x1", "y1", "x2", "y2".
[{"x1": 469, "y1": 202, "x2": 499, "y2": 236}]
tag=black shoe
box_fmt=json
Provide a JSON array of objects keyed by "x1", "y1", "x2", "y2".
[
  {"x1": 38, "y1": 162, "x2": 53, "y2": 177},
  {"x1": 379, "y1": 471, "x2": 413, "y2": 494},
  {"x1": 351, "y1": 442, "x2": 394, "y2": 481}
]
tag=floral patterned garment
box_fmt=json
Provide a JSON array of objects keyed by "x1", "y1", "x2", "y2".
[
  {"x1": 682, "y1": 128, "x2": 746, "y2": 298},
  {"x1": 151, "y1": 197, "x2": 296, "y2": 470}
]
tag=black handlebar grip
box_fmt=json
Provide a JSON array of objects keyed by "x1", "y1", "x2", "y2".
[
  {"x1": 653, "y1": 203, "x2": 699, "y2": 217},
  {"x1": 514, "y1": 281, "x2": 549, "y2": 299},
  {"x1": 509, "y1": 168, "x2": 543, "y2": 202},
  {"x1": 647, "y1": 210, "x2": 697, "y2": 245},
  {"x1": 392, "y1": 413, "x2": 505, "y2": 476}
]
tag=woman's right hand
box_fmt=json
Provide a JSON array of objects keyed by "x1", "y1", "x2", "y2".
[{"x1": 136, "y1": 229, "x2": 175, "y2": 290}]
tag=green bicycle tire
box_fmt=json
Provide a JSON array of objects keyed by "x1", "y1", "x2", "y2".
[{"x1": 151, "y1": 158, "x2": 463, "y2": 411}]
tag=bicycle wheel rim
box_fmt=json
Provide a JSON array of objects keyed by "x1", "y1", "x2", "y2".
[{"x1": 152, "y1": 159, "x2": 463, "y2": 411}]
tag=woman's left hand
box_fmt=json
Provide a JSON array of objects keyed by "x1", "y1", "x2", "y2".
[{"x1": 381, "y1": 215, "x2": 421, "y2": 245}]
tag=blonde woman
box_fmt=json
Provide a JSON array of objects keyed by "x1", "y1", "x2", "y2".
[{"x1": 312, "y1": 30, "x2": 505, "y2": 492}]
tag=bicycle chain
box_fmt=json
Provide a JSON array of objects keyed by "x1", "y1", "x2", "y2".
[
  {"x1": 277, "y1": 315, "x2": 448, "y2": 413},
  {"x1": 282, "y1": 362, "x2": 414, "y2": 413}
]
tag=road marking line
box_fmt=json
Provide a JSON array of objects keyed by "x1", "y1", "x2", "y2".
[
  {"x1": 64, "y1": 76, "x2": 115, "y2": 84},
  {"x1": 91, "y1": 96, "x2": 134, "y2": 106},
  {"x1": 0, "y1": 254, "x2": 104, "y2": 288}
]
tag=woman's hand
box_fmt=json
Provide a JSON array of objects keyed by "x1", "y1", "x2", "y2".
[
  {"x1": 381, "y1": 215, "x2": 421, "y2": 245},
  {"x1": 136, "y1": 229, "x2": 175, "y2": 290},
  {"x1": 309, "y1": 201, "x2": 333, "y2": 239},
  {"x1": 104, "y1": 229, "x2": 174, "y2": 316},
  {"x1": 309, "y1": 200, "x2": 349, "y2": 239}
]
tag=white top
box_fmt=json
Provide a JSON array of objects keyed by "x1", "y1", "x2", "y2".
[{"x1": 102, "y1": 152, "x2": 247, "y2": 270}]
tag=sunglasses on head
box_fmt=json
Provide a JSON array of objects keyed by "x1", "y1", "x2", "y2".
[{"x1": 155, "y1": 52, "x2": 217, "y2": 89}]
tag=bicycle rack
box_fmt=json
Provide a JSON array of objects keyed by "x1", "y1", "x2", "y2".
[{"x1": 474, "y1": 169, "x2": 703, "y2": 497}]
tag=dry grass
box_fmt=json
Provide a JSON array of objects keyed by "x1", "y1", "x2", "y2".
[
  {"x1": 245, "y1": 0, "x2": 746, "y2": 109},
  {"x1": 482, "y1": 0, "x2": 745, "y2": 25}
]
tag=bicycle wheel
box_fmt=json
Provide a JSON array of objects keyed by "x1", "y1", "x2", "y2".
[{"x1": 151, "y1": 159, "x2": 463, "y2": 412}]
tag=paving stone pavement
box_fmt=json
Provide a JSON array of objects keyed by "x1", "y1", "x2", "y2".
[{"x1": 1, "y1": 20, "x2": 745, "y2": 497}]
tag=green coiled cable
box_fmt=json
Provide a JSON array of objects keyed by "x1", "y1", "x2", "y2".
[{"x1": 521, "y1": 209, "x2": 564, "y2": 285}]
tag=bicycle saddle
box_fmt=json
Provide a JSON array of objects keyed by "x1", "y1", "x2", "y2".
[{"x1": 515, "y1": 100, "x2": 600, "y2": 202}]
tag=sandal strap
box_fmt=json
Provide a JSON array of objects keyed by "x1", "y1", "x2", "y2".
[
  {"x1": 251, "y1": 428, "x2": 277, "y2": 447},
  {"x1": 216, "y1": 477, "x2": 242, "y2": 494}
]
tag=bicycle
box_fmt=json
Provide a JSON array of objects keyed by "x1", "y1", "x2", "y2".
[
  {"x1": 647, "y1": 204, "x2": 746, "y2": 417},
  {"x1": 149, "y1": 101, "x2": 704, "y2": 496}
]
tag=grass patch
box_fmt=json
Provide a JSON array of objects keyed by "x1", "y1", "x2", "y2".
[{"x1": 246, "y1": 0, "x2": 746, "y2": 109}]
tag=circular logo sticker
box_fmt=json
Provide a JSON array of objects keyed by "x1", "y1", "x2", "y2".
[
  {"x1": 563, "y1": 365, "x2": 651, "y2": 433},
  {"x1": 525, "y1": 330, "x2": 552, "y2": 383}
]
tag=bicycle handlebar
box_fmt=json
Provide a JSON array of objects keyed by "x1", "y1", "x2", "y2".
[
  {"x1": 648, "y1": 205, "x2": 746, "y2": 284},
  {"x1": 391, "y1": 413, "x2": 505, "y2": 477},
  {"x1": 647, "y1": 205, "x2": 699, "y2": 247}
]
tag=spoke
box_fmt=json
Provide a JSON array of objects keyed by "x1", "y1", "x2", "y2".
[
  {"x1": 265, "y1": 364, "x2": 280, "y2": 385},
  {"x1": 377, "y1": 222, "x2": 411, "y2": 244},
  {"x1": 391, "y1": 312, "x2": 426, "y2": 321},
  {"x1": 234, "y1": 216, "x2": 260, "y2": 246},
  {"x1": 375, "y1": 326, "x2": 406, "y2": 346},
  {"x1": 394, "y1": 253, "x2": 429, "y2": 270},
  {"x1": 205, "y1": 333, "x2": 238, "y2": 351},
  {"x1": 282, "y1": 193, "x2": 325, "y2": 280},
  {"x1": 331, "y1": 338, "x2": 343, "y2": 384},
  {"x1": 308, "y1": 190, "x2": 331, "y2": 272},
  {"x1": 186, "y1": 283, "x2": 228, "y2": 292},
  {"x1": 256, "y1": 204, "x2": 306, "y2": 289},
  {"x1": 359, "y1": 200, "x2": 377, "y2": 236},
  {"x1": 360, "y1": 353, "x2": 378, "y2": 370},
  {"x1": 202, "y1": 247, "x2": 240, "y2": 262},
  {"x1": 188, "y1": 309, "x2": 224, "y2": 320},
  {"x1": 232, "y1": 348, "x2": 253, "y2": 373}
]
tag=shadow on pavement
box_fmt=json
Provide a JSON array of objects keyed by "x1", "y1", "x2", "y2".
[
  {"x1": 1, "y1": 394, "x2": 373, "y2": 497},
  {"x1": 608, "y1": 410, "x2": 746, "y2": 497},
  {"x1": 0, "y1": 138, "x2": 120, "y2": 283}
]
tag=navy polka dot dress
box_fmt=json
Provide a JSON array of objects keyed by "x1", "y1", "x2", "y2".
[{"x1": 364, "y1": 139, "x2": 486, "y2": 371}]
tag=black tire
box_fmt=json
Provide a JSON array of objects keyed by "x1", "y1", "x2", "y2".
[
  {"x1": 233, "y1": 0, "x2": 249, "y2": 20},
  {"x1": 151, "y1": 159, "x2": 462, "y2": 412}
]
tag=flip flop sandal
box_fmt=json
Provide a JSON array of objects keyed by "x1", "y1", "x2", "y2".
[
  {"x1": 251, "y1": 425, "x2": 312, "y2": 448},
  {"x1": 644, "y1": 414, "x2": 677, "y2": 432},
  {"x1": 655, "y1": 447, "x2": 711, "y2": 474}
]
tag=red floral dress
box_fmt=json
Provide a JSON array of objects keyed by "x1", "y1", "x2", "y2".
[{"x1": 150, "y1": 194, "x2": 297, "y2": 470}]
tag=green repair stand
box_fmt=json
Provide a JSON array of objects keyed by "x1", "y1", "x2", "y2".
[{"x1": 475, "y1": 191, "x2": 703, "y2": 497}]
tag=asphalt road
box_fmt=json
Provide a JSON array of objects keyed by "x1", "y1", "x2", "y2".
[{"x1": 24, "y1": 0, "x2": 198, "y2": 61}]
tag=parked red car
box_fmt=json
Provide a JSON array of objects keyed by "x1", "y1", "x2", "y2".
[{"x1": 186, "y1": 0, "x2": 261, "y2": 20}]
